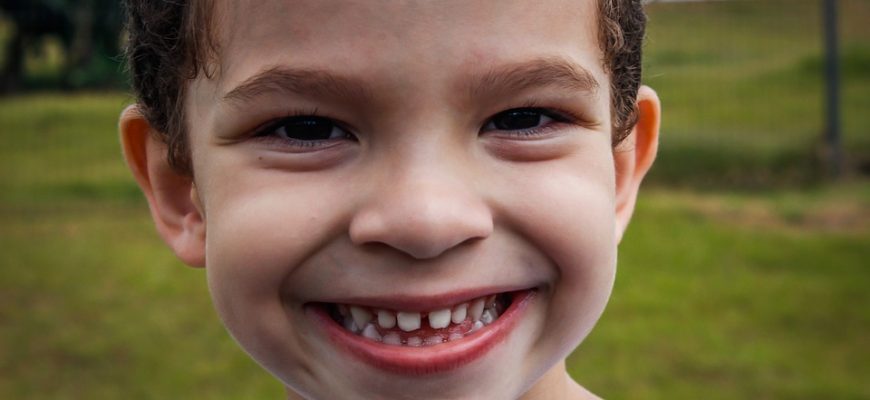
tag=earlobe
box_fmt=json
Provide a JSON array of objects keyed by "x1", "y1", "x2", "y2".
[
  {"x1": 119, "y1": 105, "x2": 206, "y2": 267},
  {"x1": 613, "y1": 85, "x2": 660, "y2": 243}
]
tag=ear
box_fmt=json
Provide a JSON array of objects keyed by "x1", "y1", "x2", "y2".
[
  {"x1": 613, "y1": 85, "x2": 660, "y2": 243},
  {"x1": 119, "y1": 105, "x2": 206, "y2": 267}
]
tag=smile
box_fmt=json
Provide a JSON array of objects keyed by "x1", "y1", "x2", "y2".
[
  {"x1": 307, "y1": 289, "x2": 536, "y2": 375},
  {"x1": 329, "y1": 293, "x2": 510, "y2": 346}
]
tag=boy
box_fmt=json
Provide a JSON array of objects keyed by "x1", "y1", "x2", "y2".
[{"x1": 119, "y1": 0, "x2": 660, "y2": 398}]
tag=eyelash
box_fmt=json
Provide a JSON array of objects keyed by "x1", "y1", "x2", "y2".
[
  {"x1": 481, "y1": 106, "x2": 579, "y2": 138},
  {"x1": 251, "y1": 108, "x2": 356, "y2": 149},
  {"x1": 251, "y1": 103, "x2": 586, "y2": 149}
]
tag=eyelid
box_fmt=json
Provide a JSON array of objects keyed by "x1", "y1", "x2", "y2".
[
  {"x1": 250, "y1": 109, "x2": 357, "y2": 150},
  {"x1": 480, "y1": 106, "x2": 587, "y2": 138},
  {"x1": 251, "y1": 107, "x2": 323, "y2": 137}
]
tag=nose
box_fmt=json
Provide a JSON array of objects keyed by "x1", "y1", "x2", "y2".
[{"x1": 349, "y1": 165, "x2": 493, "y2": 260}]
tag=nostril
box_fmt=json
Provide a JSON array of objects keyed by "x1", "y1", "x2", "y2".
[{"x1": 348, "y1": 203, "x2": 493, "y2": 260}]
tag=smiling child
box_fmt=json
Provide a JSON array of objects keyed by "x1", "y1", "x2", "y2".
[{"x1": 119, "y1": 0, "x2": 660, "y2": 398}]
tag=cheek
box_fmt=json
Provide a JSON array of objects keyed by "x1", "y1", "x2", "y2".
[
  {"x1": 519, "y1": 171, "x2": 617, "y2": 291},
  {"x1": 497, "y1": 145, "x2": 617, "y2": 281},
  {"x1": 201, "y1": 173, "x2": 353, "y2": 318},
  {"x1": 494, "y1": 151, "x2": 617, "y2": 344}
]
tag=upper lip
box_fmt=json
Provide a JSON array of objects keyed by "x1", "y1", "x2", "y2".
[{"x1": 311, "y1": 284, "x2": 534, "y2": 312}]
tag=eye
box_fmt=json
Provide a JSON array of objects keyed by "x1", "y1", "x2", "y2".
[
  {"x1": 265, "y1": 116, "x2": 352, "y2": 143},
  {"x1": 481, "y1": 107, "x2": 569, "y2": 136}
]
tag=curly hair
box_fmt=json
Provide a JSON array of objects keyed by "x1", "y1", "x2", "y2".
[{"x1": 124, "y1": 0, "x2": 646, "y2": 175}]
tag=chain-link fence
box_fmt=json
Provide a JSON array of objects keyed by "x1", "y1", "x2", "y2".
[{"x1": 644, "y1": 0, "x2": 868, "y2": 187}]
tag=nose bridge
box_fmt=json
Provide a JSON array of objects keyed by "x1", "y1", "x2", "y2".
[{"x1": 349, "y1": 143, "x2": 493, "y2": 260}]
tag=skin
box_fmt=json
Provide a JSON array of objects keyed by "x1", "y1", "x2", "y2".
[{"x1": 119, "y1": 1, "x2": 660, "y2": 399}]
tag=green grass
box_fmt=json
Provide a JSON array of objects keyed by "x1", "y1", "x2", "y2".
[
  {"x1": 1, "y1": 0, "x2": 870, "y2": 398},
  {"x1": 571, "y1": 186, "x2": 869, "y2": 399}
]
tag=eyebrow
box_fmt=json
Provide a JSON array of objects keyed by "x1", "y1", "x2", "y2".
[
  {"x1": 465, "y1": 57, "x2": 599, "y2": 99},
  {"x1": 222, "y1": 57, "x2": 598, "y2": 107},
  {"x1": 223, "y1": 66, "x2": 374, "y2": 106}
]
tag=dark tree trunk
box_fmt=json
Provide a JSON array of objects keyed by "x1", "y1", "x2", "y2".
[{"x1": 1, "y1": 28, "x2": 24, "y2": 93}]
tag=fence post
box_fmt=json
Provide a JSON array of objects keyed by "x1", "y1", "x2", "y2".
[{"x1": 822, "y1": 0, "x2": 843, "y2": 177}]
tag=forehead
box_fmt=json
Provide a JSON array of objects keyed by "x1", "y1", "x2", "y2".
[{"x1": 206, "y1": 0, "x2": 605, "y2": 95}]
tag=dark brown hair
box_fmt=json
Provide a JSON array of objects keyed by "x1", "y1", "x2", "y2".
[{"x1": 124, "y1": 0, "x2": 645, "y2": 175}]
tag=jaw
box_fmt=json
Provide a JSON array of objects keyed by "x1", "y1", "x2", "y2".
[{"x1": 261, "y1": 288, "x2": 549, "y2": 399}]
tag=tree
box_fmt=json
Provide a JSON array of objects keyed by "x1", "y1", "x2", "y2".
[{"x1": 0, "y1": 0, "x2": 123, "y2": 92}]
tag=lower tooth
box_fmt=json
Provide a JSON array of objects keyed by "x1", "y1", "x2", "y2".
[
  {"x1": 406, "y1": 336, "x2": 422, "y2": 347},
  {"x1": 448, "y1": 332, "x2": 463, "y2": 341},
  {"x1": 361, "y1": 323, "x2": 382, "y2": 341},
  {"x1": 424, "y1": 335, "x2": 443, "y2": 346},
  {"x1": 481, "y1": 309, "x2": 496, "y2": 325},
  {"x1": 383, "y1": 332, "x2": 402, "y2": 345},
  {"x1": 343, "y1": 317, "x2": 360, "y2": 333},
  {"x1": 470, "y1": 321, "x2": 484, "y2": 333}
]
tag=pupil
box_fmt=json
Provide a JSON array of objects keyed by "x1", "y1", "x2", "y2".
[
  {"x1": 494, "y1": 110, "x2": 541, "y2": 130},
  {"x1": 283, "y1": 117, "x2": 334, "y2": 140}
]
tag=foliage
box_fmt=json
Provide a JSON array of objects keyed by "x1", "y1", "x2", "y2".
[{"x1": 0, "y1": 0, "x2": 124, "y2": 91}]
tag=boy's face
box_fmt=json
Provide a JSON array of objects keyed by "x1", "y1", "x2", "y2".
[{"x1": 123, "y1": 0, "x2": 658, "y2": 398}]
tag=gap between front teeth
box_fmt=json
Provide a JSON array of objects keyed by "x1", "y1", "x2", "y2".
[{"x1": 335, "y1": 294, "x2": 505, "y2": 347}]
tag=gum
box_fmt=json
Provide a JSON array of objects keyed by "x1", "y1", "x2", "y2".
[{"x1": 364, "y1": 318, "x2": 475, "y2": 344}]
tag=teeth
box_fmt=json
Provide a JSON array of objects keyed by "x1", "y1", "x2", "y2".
[
  {"x1": 336, "y1": 293, "x2": 510, "y2": 345},
  {"x1": 469, "y1": 298, "x2": 485, "y2": 322},
  {"x1": 349, "y1": 306, "x2": 373, "y2": 329},
  {"x1": 425, "y1": 335, "x2": 444, "y2": 346},
  {"x1": 397, "y1": 311, "x2": 421, "y2": 332},
  {"x1": 451, "y1": 303, "x2": 468, "y2": 324},
  {"x1": 382, "y1": 332, "x2": 402, "y2": 345},
  {"x1": 428, "y1": 308, "x2": 451, "y2": 329},
  {"x1": 361, "y1": 323, "x2": 382, "y2": 341},
  {"x1": 480, "y1": 309, "x2": 496, "y2": 325},
  {"x1": 343, "y1": 317, "x2": 360, "y2": 333},
  {"x1": 377, "y1": 309, "x2": 396, "y2": 329}
]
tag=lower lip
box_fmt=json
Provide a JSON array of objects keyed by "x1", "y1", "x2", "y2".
[{"x1": 308, "y1": 290, "x2": 535, "y2": 376}]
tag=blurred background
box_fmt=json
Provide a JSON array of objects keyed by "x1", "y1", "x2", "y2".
[{"x1": 0, "y1": 0, "x2": 867, "y2": 398}]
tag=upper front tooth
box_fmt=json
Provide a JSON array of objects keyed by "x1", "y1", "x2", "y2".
[
  {"x1": 397, "y1": 311, "x2": 421, "y2": 332},
  {"x1": 377, "y1": 310, "x2": 396, "y2": 329},
  {"x1": 428, "y1": 308, "x2": 451, "y2": 329},
  {"x1": 350, "y1": 306, "x2": 373, "y2": 329},
  {"x1": 451, "y1": 303, "x2": 468, "y2": 324},
  {"x1": 469, "y1": 298, "x2": 485, "y2": 322}
]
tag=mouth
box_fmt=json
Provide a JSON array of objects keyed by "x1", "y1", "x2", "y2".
[
  {"x1": 307, "y1": 289, "x2": 535, "y2": 375},
  {"x1": 328, "y1": 292, "x2": 510, "y2": 346}
]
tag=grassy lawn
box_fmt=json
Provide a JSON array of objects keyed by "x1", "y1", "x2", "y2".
[{"x1": 1, "y1": 0, "x2": 869, "y2": 398}]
